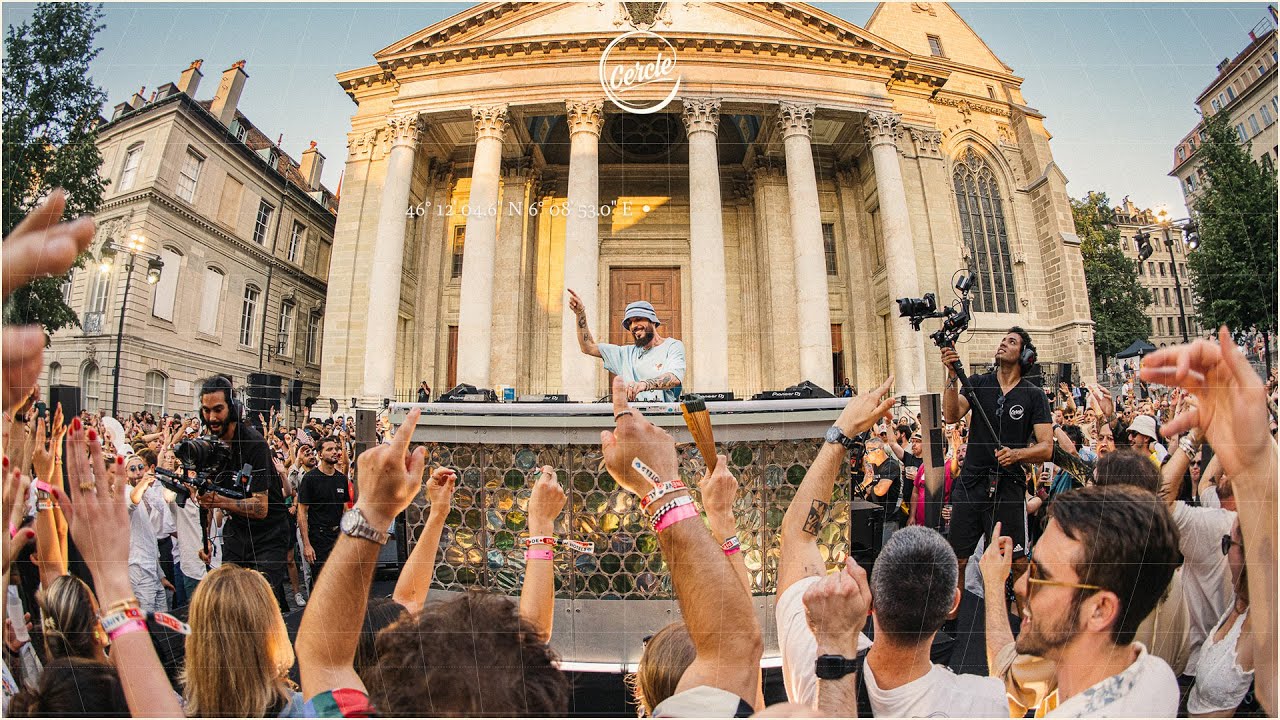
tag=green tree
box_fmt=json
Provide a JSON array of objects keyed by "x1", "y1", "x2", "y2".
[
  {"x1": 1072, "y1": 191, "x2": 1152, "y2": 361},
  {"x1": 1185, "y1": 111, "x2": 1278, "y2": 344},
  {"x1": 2, "y1": 2, "x2": 108, "y2": 336}
]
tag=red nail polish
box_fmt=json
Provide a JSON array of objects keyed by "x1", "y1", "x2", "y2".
[
  {"x1": 71, "y1": 416, "x2": 82, "y2": 432},
  {"x1": 2, "y1": 457, "x2": 7, "y2": 469},
  {"x1": 116, "y1": 455, "x2": 124, "y2": 465}
]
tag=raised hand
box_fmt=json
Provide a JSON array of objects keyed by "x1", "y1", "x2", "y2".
[
  {"x1": 802, "y1": 557, "x2": 871, "y2": 652},
  {"x1": 699, "y1": 456, "x2": 737, "y2": 520},
  {"x1": 425, "y1": 466, "x2": 457, "y2": 517},
  {"x1": 601, "y1": 376, "x2": 678, "y2": 496},
  {"x1": 528, "y1": 466, "x2": 566, "y2": 535},
  {"x1": 979, "y1": 521, "x2": 1014, "y2": 590},
  {"x1": 566, "y1": 288, "x2": 585, "y2": 317},
  {"x1": 30, "y1": 418, "x2": 57, "y2": 486},
  {"x1": 50, "y1": 418, "x2": 129, "y2": 586},
  {"x1": 352, "y1": 408, "x2": 427, "y2": 530},
  {"x1": 834, "y1": 375, "x2": 896, "y2": 438},
  {"x1": 2, "y1": 467, "x2": 34, "y2": 579}
]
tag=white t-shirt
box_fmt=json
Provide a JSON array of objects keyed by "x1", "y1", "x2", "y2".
[
  {"x1": 777, "y1": 575, "x2": 871, "y2": 707},
  {"x1": 1171, "y1": 501, "x2": 1235, "y2": 675},
  {"x1": 1200, "y1": 485, "x2": 1220, "y2": 509},
  {"x1": 863, "y1": 659, "x2": 1008, "y2": 718},
  {"x1": 598, "y1": 338, "x2": 686, "y2": 402},
  {"x1": 778, "y1": 575, "x2": 1002, "y2": 717},
  {"x1": 164, "y1": 491, "x2": 206, "y2": 581},
  {"x1": 1044, "y1": 644, "x2": 1178, "y2": 717}
]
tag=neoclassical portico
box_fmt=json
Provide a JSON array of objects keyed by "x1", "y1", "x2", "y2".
[{"x1": 321, "y1": 1, "x2": 1096, "y2": 410}]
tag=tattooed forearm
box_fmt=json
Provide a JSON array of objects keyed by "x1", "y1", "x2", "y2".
[
  {"x1": 577, "y1": 315, "x2": 587, "y2": 329},
  {"x1": 802, "y1": 499, "x2": 829, "y2": 536},
  {"x1": 226, "y1": 493, "x2": 269, "y2": 520},
  {"x1": 643, "y1": 372, "x2": 682, "y2": 390}
]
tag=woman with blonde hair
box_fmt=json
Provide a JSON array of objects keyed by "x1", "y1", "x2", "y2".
[
  {"x1": 181, "y1": 564, "x2": 302, "y2": 717},
  {"x1": 631, "y1": 622, "x2": 696, "y2": 716},
  {"x1": 38, "y1": 575, "x2": 108, "y2": 662}
]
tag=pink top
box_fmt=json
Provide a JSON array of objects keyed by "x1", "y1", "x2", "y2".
[{"x1": 912, "y1": 461, "x2": 954, "y2": 525}]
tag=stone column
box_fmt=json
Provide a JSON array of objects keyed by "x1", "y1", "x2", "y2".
[
  {"x1": 560, "y1": 99, "x2": 605, "y2": 401},
  {"x1": 491, "y1": 157, "x2": 538, "y2": 388},
  {"x1": 455, "y1": 104, "x2": 509, "y2": 388},
  {"x1": 415, "y1": 161, "x2": 454, "y2": 388},
  {"x1": 362, "y1": 113, "x2": 421, "y2": 404},
  {"x1": 865, "y1": 111, "x2": 927, "y2": 398},
  {"x1": 750, "y1": 159, "x2": 796, "y2": 385},
  {"x1": 681, "y1": 98, "x2": 730, "y2": 391},
  {"x1": 834, "y1": 163, "x2": 880, "y2": 395},
  {"x1": 778, "y1": 102, "x2": 833, "y2": 390}
]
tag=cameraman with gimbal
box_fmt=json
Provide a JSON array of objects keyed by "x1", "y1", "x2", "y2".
[
  {"x1": 194, "y1": 375, "x2": 291, "y2": 614},
  {"x1": 941, "y1": 328, "x2": 1052, "y2": 588}
]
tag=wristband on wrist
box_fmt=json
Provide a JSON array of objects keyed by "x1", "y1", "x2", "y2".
[
  {"x1": 640, "y1": 480, "x2": 687, "y2": 511},
  {"x1": 100, "y1": 606, "x2": 146, "y2": 633},
  {"x1": 524, "y1": 548, "x2": 554, "y2": 561},
  {"x1": 522, "y1": 535, "x2": 595, "y2": 553},
  {"x1": 652, "y1": 498, "x2": 699, "y2": 533},
  {"x1": 100, "y1": 597, "x2": 141, "y2": 617},
  {"x1": 630, "y1": 458, "x2": 662, "y2": 486},
  {"x1": 648, "y1": 496, "x2": 693, "y2": 525},
  {"x1": 106, "y1": 619, "x2": 148, "y2": 642},
  {"x1": 721, "y1": 535, "x2": 742, "y2": 556}
]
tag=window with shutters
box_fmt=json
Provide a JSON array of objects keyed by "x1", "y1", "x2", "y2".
[
  {"x1": 198, "y1": 267, "x2": 224, "y2": 335},
  {"x1": 151, "y1": 247, "x2": 183, "y2": 321},
  {"x1": 176, "y1": 149, "x2": 203, "y2": 202},
  {"x1": 81, "y1": 363, "x2": 100, "y2": 412},
  {"x1": 119, "y1": 144, "x2": 143, "y2": 191},
  {"x1": 240, "y1": 285, "x2": 260, "y2": 347},
  {"x1": 288, "y1": 221, "x2": 305, "y2": 263},
  {"x1": 278, "y1": 300, "x2": 295, "y2": 356},
  {"x1": 952, "y1": 149, "x2": 1017, "y2": 313},
  {"x1": 87, "y1": 266, "x2": 112, "y2": 315},
  {"x1": 306, "y1": 312, "x2": 321, "y2": 364}
]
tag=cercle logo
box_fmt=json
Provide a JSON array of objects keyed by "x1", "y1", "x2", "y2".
[{"x1": 599, "y1": 29, "x2": 682, "y2": 115}]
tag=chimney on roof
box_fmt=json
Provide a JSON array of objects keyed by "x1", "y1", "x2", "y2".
[
  {"x1": 1217, "y1": 57, "x2": 1231, "y2": 73},
  {"x1": 178, "y1": 59, "x2": 203, "y2": 96},
  {"x1": 299, "y1": 141, "x2": 325, "y2": 191},
  {"x1": 210, "y1": 60, "x2": 248, "y2": 127},
  {"x1": 128, "y1": 86, "x2": 147, "y2": 110}
]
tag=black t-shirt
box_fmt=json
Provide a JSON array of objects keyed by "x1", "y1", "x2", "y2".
[
  {"x1": 901, "y1": 450, "x2": 923, "y2": 474},
  {"x1": 863, "y1": 455, "x2": 903, "y2": 517},
  {"x1": 298, "y1": 468, "x2": 350, "y2": 538},
  {"x1": 220, "y1": 422, "x2": 289, "y2": 558},
  {"x1": 956, "y1": 371, "x2": 1052, "y2": 489}
]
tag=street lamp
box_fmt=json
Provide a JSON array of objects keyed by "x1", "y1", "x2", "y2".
[
  {"x1": 1138, "y1": 208, "x2": 1195, "y2": 343},
  {"x1": 104, "y1": 233, "x2": 164, "y2": 416}
]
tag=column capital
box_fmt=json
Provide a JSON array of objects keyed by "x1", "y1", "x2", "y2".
[
  {"x1": 777, "y1": 101, "x2": 816, "y2": 140},
  {"x1": 863, "y1": 111, "x2": 902, "y2": 150},
  {"x1": 834, "y1": 159, "x2": 860, "y2": 187},
  {"x1": 749, "y1": 156, "x2": 786, "y2": 182},
  {"x1": 386, "y1": 112, "x2": 423, "y2": 150},
  {"x1": 501, "y1": 155, "x2": 539, "y2": 183},
  {"x1": 565, "y1": 99, "x2": 605, "y2": 137},
  {"x1": 681, "y1": 97, "x2": 722, "y2": 136},
  {"x1": 472, "y1": 104, "x2": 510, "y2": 141},
  {"x1": 346, "y1": 128, "x2": 380, "y2": 160},
  {"x1": 907, "y1": 126, "x2": 943, "y2": 159}
]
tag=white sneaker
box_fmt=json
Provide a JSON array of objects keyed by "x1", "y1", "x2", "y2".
[{"x1": 294, "y1": 592, "x2": 307, "y2": 607}]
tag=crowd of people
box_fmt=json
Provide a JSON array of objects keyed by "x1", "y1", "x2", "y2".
[{"x1": 2, "y1": 190, "x2": 1276, "y2": 719}]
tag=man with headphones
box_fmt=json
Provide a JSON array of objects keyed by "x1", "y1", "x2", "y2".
[
  {"x1": 195, "y1": 375, "x2": 291, "y2": 614},
  {"x1": 940, "y1": 327, "x2": 1053, "y2": 588}
]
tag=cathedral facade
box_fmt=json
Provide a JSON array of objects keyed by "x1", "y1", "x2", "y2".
[{"x1": 321, "y1": 1, "x2": 1095, "y2": 407}]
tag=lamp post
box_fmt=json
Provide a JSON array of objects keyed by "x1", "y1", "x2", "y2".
[
  {"x1": 1134, "y1": 209, "x2": 1197, "y2": 344},
  {"x1": 101, "y1": 233, "x2": 164, "y2": 416}
]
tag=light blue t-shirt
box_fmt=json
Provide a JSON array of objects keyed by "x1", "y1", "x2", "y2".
[{"x1": 599, "y1": 338, "x2": 686, "y2": 402}]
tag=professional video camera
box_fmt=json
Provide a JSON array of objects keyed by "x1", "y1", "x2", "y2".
[
  {"x1": 897, "y1": 271, "x2": 1003, "y2": 499},
  {"x1": 154, "y1": 436, "x2": 252, "y2": 508},
  {"x1": 896, "y1": 271, "x2": 974, "y2": 350}
]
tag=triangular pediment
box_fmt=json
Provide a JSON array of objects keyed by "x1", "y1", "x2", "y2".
[{"x1": 375, "y1": 2, "x2": 906, "y2": 61}]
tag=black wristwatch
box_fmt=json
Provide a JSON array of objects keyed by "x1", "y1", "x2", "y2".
[
  {"x1": 815, "y1": 653, "x2": 863, "y2": 680},
  {"x1": 824, "y1": 426, "x2": 859, "y2": 452}
]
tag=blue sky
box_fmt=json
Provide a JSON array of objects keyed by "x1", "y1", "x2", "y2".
[{"x1": 4, "y1": 2, "x2": 1274, "y2": 215}]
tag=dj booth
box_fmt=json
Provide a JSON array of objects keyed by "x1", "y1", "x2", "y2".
[{"x1": 388, "y1": 398, "x2": 874, "y2": 671}]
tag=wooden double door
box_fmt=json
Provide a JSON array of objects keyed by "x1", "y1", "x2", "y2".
[{"x1": 608, "y1": 267, "x2": 682, "y2": 346}]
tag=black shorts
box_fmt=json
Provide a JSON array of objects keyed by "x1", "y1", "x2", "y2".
[{"x1": 948, "y1": 474, "x2": 1030, "y2": 560}]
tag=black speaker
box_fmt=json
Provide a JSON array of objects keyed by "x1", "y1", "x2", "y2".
[
  {"x1": 288, "y1": 379, "x2": 303, "y2": 408},
  {"x1": 847, "y1": 499, "x2": 884, "y2": 571},
  {"x1": 245, "y1": 373, "x2": 283, "y2": 416},
  {"x1": 1057, "y1": 362, "x2": 1074, "y2": 388},
  {"x1": 49, "y1": 385, "x2": 81, "y2": 421},
  {"x1": 355, "y1": 409, "x2": 377, "y2": 443}
]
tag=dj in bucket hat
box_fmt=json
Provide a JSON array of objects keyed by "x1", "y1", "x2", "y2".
[{"x1": 621, "y1": 300, "x2": 662, "y2": 331}]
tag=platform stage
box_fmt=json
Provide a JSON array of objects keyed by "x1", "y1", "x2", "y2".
[{"x1": 389, "y1": 399, "x2": 859, "y2": 670}]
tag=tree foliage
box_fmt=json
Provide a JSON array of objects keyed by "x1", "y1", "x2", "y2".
[
  {"x1": 2, "y1": 2, "x2": 108, "y2": 336},
  {"x1": 1072, "y1": 190, "x2": 1152, "y2": 359},
  {"x1": 1185, "y1": 111, "x2": 1278, "y2": 336}
]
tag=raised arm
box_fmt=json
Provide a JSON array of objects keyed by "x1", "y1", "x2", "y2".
[
  {"x1": 31, "y1": 418, "x2": 67, "y2": 585},
  {"x1": 566, "y1": 288, "x2": 601, "y2": 358},
  {"x1": 699, "y1": 456, "x2": 751, "y2": 594},
  {"x1": 940, "y1": 348, "x2": 971, "y2": 424},
  {"x1": 779, "y1": 377, "x2": 895, "y2": 598},
  {"x1": 521, "y1": 466, "x2": 565, "y2": 643},
  {"x1": 53, "y1": 418, "x2": 183, "y2": 719},
  {"x1": 298, "y1": 409, "x2": 426, "y2": 701},
  {"x1": 392, "y1": 466, "x2": 455, "y2": 615},
  {"x1": 979, "y1": 521, "x2": 1018, "y2": 674},
  {"x1": 1159, "y1": 431, "x2": 1197, "y2": 510},
  {"x1": 803, "y1": 558, "x2": 871, "y2": 718},
  {"x1": 1140, "y1": 328, "x2": 1278, "y2": 717},
  {"x1": 601, "y1": 376, "x2": 761, "y2": 706}
]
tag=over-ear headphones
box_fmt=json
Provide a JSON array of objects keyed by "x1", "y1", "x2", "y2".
[
  {"x1": 1020, "y1": 343, "x2": 1037, "y2": 372},
  {"x1": 197, "y1": 375, "x2": 242, "y2": 425}
]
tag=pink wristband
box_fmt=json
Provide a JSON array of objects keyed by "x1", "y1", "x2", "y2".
[
  {"x1": 525, "y1": 548, "x2": 554, "y2": 561},
  {"x1": 106, "y1": 619, "x2": 148, "y2": 641},
  {"x1": 653, "y1": 503, "x2": 699, "y2": 533}
]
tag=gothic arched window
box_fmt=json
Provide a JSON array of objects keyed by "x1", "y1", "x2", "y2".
[{"x1": 952, "y1": 149, "x2": 1017, "y2": 313}]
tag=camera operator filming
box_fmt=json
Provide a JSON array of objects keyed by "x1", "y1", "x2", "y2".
[
  {"x1": 898, "y1": 273, "x2": 1052, "y2": 592},
  {"x1": 192, "y1": 375, "x2": 292, "y2": 613}
]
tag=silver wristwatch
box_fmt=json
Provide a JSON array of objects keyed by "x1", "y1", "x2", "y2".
[{"x1": 340, "y1": 507, "x2": 389, "y2": 545}]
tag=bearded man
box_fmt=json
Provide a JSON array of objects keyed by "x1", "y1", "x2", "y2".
[{"x1": 567, "y1": 289, "x2": 686, "y2": 402}]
